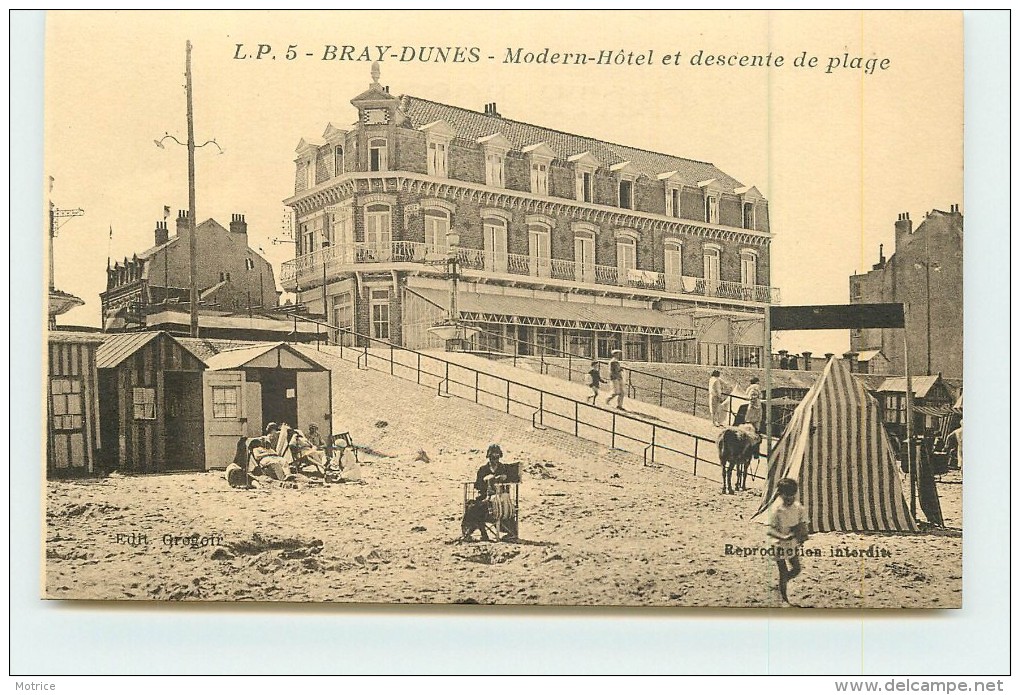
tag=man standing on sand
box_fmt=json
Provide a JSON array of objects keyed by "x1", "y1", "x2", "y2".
[
  {"x1": 605, "y1": 349, "x2": 626, "y2": 410},
  {"x1": 708, "y1": 370, "x2": 727, "y2": 427}
]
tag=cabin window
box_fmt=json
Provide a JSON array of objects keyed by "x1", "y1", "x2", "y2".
[
  {"x1": 50, "y1": 377, "x2": 83, "y2": 430},
  {"x1": 211, "y1": 386, "x2": 239, "y2": 419},
  {"x1": 132, "y1": 387, "x2": 156, "y2": 420}
]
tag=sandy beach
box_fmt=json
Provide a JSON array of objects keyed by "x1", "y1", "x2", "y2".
[{"x1": 44, "y1": 352, "x2": 962, "y2": 608}]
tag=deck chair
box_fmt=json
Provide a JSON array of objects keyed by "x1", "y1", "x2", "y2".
[
  {"x1": 287, "y1": 429, "x2": 328, "y2": 476},
  {"x1": 462, "y1": 463, "x2": 520, "y2": 542}
]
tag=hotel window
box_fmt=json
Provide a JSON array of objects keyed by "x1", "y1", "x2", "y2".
[
  {"x1": 666, "y1": 187, "x2": 681, "y2": 218},
  {"x1": 664, "y1": 242, "x2": 683, "y2": 291},
  {"x1": 616, "y1": 237, "x2": 637, "y2": 274},
  {"x1": 332, "y1": 204, "x2": 354, "y2": 253},
  {"x1": 332, "y1": 291, "x2": 354, "y2": 346},
  {"x1": 740, "y1": 249, "x2": 758, "y2": 286},
  {"x1": 370, "y1": 288, "x2": 390, "y2": 340},
  {"x1": 428, "y1": 141, "x2": 448, "y2": 178},
  {"x1": 574, "y1": 235, "x2": 595, "y2": 282},
  {"x1": 369, "y1": 138, "x2": 388, "y2": 172},
  {"x1": 619, "y1": 180, "x2": 633, "y2": 210},
  {"x1": 743, "y1": 201, "x2": 755, "y2": 230},
  {"x1": 705, "y1": 195, "x2": 720, "y2": 224},
  {"x1": 50, "y1": 378, "x2": 83, "y2": 431},
  {"x1": 578, "y1": 171, "x2": 593, "y2": 203},
  {"x1": 132, "y1": 387, "x2": 156, "y2": 420},
  {"x1": 703, "y1": 245, "x2": 721, "y2": 293},
  {"x1": 364, "y1": 204, "x2": 392, "y2": 253},
  {"x1": 211, "y1": 386, "x2": 239, "y2": 419},
  {"x1": 485, "y1": 153, "x2": 505, "y2": 188},
  {"x1": 424, "y1": 208, "x2": 450, "y2": 253},
  {"x1": 483, "y1": 217, "x2": 508, "y2": 273},
  {"x1": 334, "y1": 146, "x2": 344, "y2": 177},
  {"x1": 528, "y1": 224, "x2": 551, "y2": 277},
  {"x1": 530, "y1": 162, "x2": 549, "y2": 196}
]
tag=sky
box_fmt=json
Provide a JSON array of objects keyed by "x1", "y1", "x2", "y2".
[{"x1": 43, "y1": 10, "x2": 963, "y2": 355}]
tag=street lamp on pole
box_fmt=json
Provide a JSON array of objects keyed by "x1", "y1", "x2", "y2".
[
  {"x1": 427, "y1": 229, "x2": 479, "y2": 350},
  {"x1": 153, "y1": 40, "x2": 223, "y2": 338}
]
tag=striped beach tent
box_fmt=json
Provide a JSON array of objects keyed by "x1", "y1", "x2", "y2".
[{"x1": 754, "y1": 358, "x2": 917, "y2": 533}]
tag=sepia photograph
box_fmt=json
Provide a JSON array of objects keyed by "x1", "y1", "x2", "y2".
[{"x1": 39, "y1": 10, "x2": 966, "y2": 612}]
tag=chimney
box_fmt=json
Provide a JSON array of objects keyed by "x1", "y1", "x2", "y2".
[
  {"x1": 801, "y1": 351, "x2": 813, "y2": 371},
  {"x1": 824, "y1": 353, "x2": 835, "y2": 362},
  {"x1": 175, "y1": 209, "x2": 190, "y2": 238},
  {"x1": 154, "y1": 220, "x2": 169, "y2": 246},
  {"x1": 842, "y1": 351, "x2": 859, "y2": 373},
  {"x1": 229, "y1": 213, "x2": 248, "y2": 236},
  {"x1": 895, "y1": 212, "x2": 912, "y2": 242},
  {"x1": 484, "y1": 102, "x2": 501, "y2": 118}
]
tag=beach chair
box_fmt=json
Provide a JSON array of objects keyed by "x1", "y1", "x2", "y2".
[{"x1": 462, "y1": 463, "x2": 521, "y2": 542}]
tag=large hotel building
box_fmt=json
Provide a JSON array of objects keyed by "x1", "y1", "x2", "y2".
[{"x1": 281, "y1": 67, "x2": 778, "y2": 365}]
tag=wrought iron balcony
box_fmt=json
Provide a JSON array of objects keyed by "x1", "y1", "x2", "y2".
[{"x1": 280, "y1": 241, "x2": 780, "y2": 304}]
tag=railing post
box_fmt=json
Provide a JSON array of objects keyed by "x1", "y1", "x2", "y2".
[
  {"x1": 506, "y1": 381, "x2": 511, "y2": 413},
  {"x1": 390, "y1": 344, "x2": 394, "y2": 375},
  {"x1": 574, "y1": 401, "x2": 579, "y2": 437},
  {"x1": 539, "y1": 392, "x2": 544, "y2": 427},
  {"x1": 659, "y1": 378, "x2": 664, "y2": 407},
  {"x1": 568, "y1": 352, "x2": 573, "y2": 381},
  {"x1": 611, "y1": 412, "x2": 616, "y2": 449},
  {"x1": 650, "y1": 427, "x2": 656, "y2": 464},
  {"x1": 693, "y1": 438, "x2": 699, "y2": 477},
  {"x1": 416, "y1": 352, "x2": 421, "y2": 385},
  {"x1": 475, "y1": 371, "x2": 479, "y2": 403}
]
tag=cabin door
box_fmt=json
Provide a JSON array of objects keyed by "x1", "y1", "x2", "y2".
[
  {"x1": 297, "y1": 371, "x2": 332, "y2": 438},
  {"x1": 164, "y1": 371, "x2": 205, "y2": 470},
  {"x1": 202, "y1": 370, "x2": 249, "y2": 470}
]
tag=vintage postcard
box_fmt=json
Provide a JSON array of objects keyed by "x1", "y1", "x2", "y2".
[{"x1": 43, "y1": 10, "x2": 963, "y2": 607}]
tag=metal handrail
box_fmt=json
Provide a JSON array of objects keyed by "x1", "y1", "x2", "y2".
[{"x1": 289, "y1": 313, "x2": 765, "y2": 485}]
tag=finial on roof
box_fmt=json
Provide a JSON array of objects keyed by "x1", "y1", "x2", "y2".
[{"x1": 371, "y1": 62, "x2": 381, "y2": 86}]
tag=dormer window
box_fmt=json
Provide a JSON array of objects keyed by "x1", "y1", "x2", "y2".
[
  {"x1": 523, "y1": 142, "x2": 555, "y2": 197},
  {"x1": 705, "y1": 195, "x2": 719, "y2": 224},
  {"x1": 743, "y1": 202, "x2": 755, "y2": 230},
  {"x1": 305, "y1": 158, "x2": 315, "y2": 190},
  {"x1": 485, "y1": 154, "x2": 505, "y2": 188},
  {"x1": 369, "y1": 138, "x2": 388, "y2": 172},
  {"x1": 611, "y1": 161, "x2": 640, "y2": 210},
  {"x1": 569, "y1": 152, "x2": 600, "y2": 204},
  {"x1": 619, "y1": 180, "x2": 633, "y2": 210},
  {"x1": 420, "y1": 120, "x2": 455, "y2": 179},
  {"x1": 478, "y1": 133, "x2": 513, "y2": 189}
]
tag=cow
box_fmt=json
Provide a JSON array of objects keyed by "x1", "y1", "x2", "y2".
[{"x1": 717, "y1": 424, "x2": 762, "y2": 494}]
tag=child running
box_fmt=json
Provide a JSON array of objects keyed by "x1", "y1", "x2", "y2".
[
  {"x1": 585, "y1": 361, "x2": 603, "y2": 404},
  {"x1": 766, "y1": 477, "x2": 810, "y2": 605}
]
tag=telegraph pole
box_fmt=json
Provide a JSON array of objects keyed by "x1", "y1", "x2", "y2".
[{"x1": 185, "y1": 40, "x2": 199, "y2": 338}]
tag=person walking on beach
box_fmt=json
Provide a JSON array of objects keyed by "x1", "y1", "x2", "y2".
[
  {"x1": 766, "y1": 477, "x2": 810, "y2": 605},
  {"x1": 708, "y1": 370, "x2": 727, "y2": 426},
  {"x1": 585, "y1": 360, "x2": 603, "y2": 405},
  {"x1": 605, "y1": 349, "x2": 626, "y2": 410}
]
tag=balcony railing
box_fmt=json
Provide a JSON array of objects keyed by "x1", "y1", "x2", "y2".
[{"x1": 281, "y1": 241, "x2": 780, "y2": 304}]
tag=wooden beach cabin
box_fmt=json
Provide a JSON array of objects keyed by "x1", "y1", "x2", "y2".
[
  {"x1": 46, "y1": 332, "x2": 106, "y2": 477},
  {"x1": 199, "y1": 342, "x2": 332, "y2": 470},
  {"x1": 96, "y1": 331, "x2": 207, "y2": 473}
]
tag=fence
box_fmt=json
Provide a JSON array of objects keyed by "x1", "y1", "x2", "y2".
[{"x1": 290, "y1": 314, "x2": 767, "y2": 485}]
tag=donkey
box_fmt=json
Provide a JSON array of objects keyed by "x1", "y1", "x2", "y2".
[{"x1": 717, "y1": 424, "x2": 762, "y2": 494}]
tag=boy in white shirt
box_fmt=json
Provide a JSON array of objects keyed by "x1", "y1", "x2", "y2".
[{"x1": 767, "y1": 477, "x2": 810, "y2": 605}]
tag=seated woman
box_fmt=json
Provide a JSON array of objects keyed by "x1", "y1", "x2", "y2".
[
  {"x1": 289, "y1": 423, "x2": 328, "y2": 476},
  {"x1": 461, "y1": 444, "x2": 517, "y2": 541}
]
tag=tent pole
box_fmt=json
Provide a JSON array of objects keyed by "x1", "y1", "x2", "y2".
[
  {"x1": 904, "y1": 304, "x2": 916, "y2": 519},
  {"x1": 764, "y1": 303, "x2": 772, "y2": 456}
]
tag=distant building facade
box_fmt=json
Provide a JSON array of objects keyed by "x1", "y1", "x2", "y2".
[
  {"x1": 100, "y1": 212, "x2": 282, "y2": 336},
  {"x1": 849, "y1": 206, "x2": 963, "y2": 378},
  {"x1": 280, "y1": 67, "x2": 779, "y2": 366}
]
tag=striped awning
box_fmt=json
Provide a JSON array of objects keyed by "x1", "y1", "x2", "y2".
[{"x1": 755, "y1": 358, "x2": 917, "y2": 533}]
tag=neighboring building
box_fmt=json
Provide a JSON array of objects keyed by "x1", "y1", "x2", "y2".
[
  {"x1": 280, "y1": 66, "x2": 779, "y2": 366},
  {"x1": 100, "y1": 212, "x2": 288, "y2": 338},
  {"x1": 849, "y1": 206, "x2": 963, "y2": 378},
  {"x1": 874, "y1": 374, "x2": 956, "y2": 439}
]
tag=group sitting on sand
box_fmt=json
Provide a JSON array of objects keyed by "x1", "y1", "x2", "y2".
[{"x1": 226, "y1": 422, "x2": 362, "y2": 488}]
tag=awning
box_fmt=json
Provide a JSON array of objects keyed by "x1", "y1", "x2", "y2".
[
  {"x1": 407, "y1": 287, "x2": 693, "y2": 334},
  {"x1": 913, "y1": 405, "x2": 955, "y2": 418}
]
